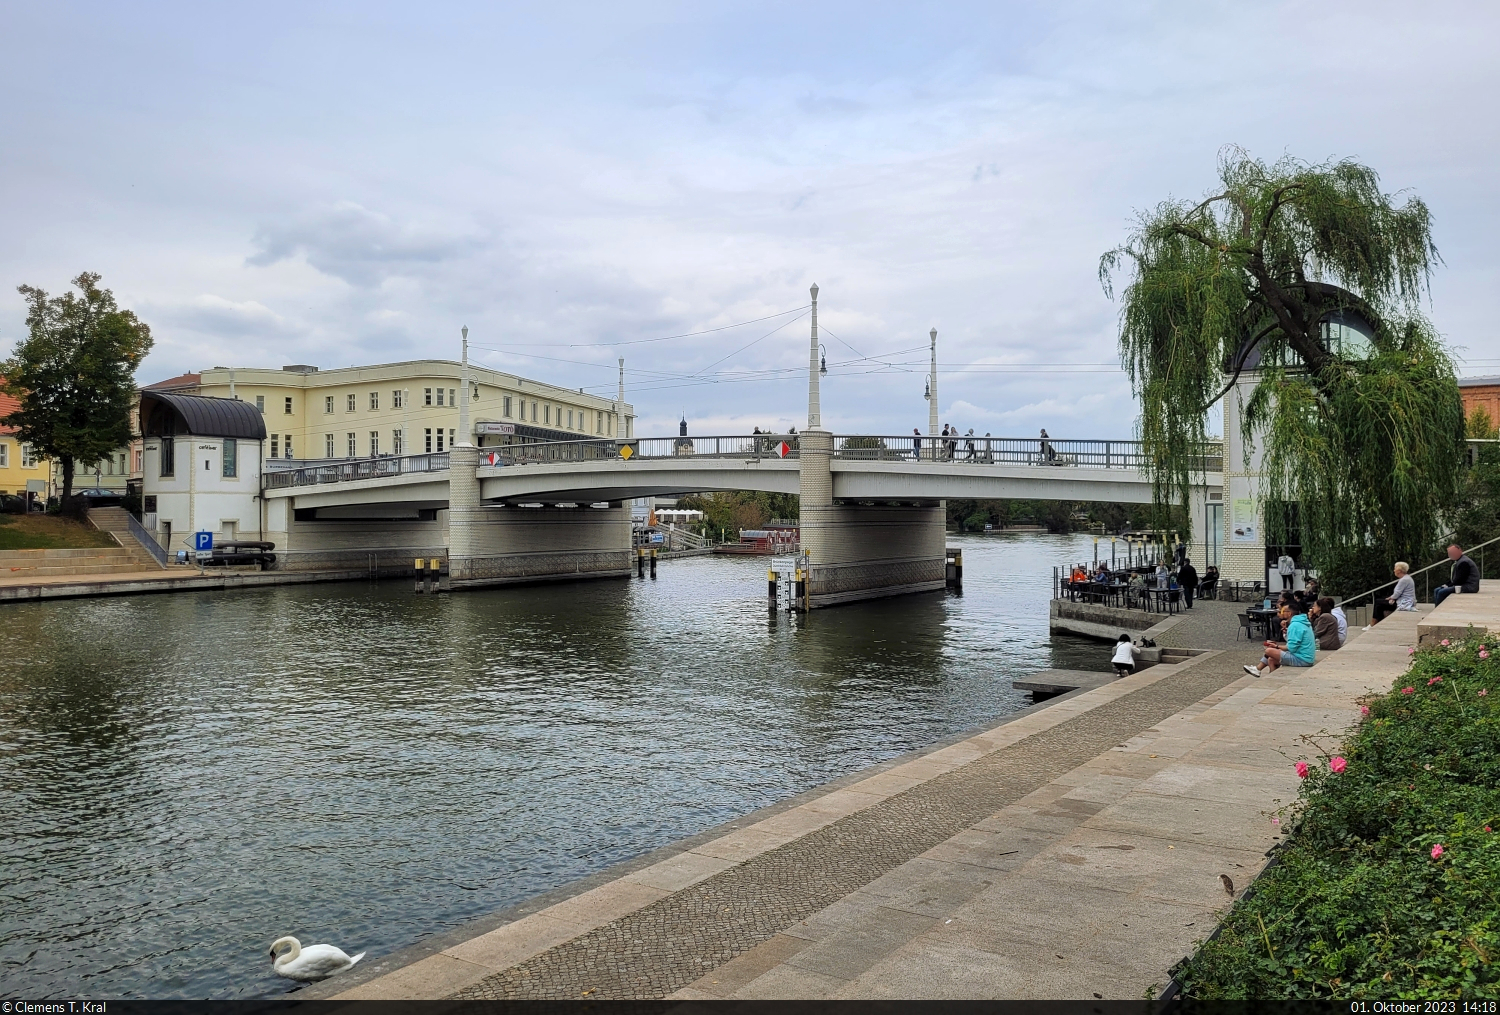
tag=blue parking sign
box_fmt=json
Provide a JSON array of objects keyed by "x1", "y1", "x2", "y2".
[{"x1": 194, "y1": 531, "x2": 214, "y2": 552}]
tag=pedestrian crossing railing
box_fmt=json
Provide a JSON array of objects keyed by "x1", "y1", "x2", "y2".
[{"x1": 832, "y1": 436, "x2": 1223, "y2": 472}]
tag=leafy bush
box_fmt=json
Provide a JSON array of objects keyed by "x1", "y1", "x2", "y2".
[{"x1": 1176, "y1": 633, "x2": 1500, "y2": 999}]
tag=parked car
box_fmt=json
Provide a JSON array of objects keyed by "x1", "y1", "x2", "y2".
[{"x1": 76, "y1": 489, "x2": 124, "y2": 506}]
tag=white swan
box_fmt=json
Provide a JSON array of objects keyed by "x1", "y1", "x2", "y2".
[{"x1": 268, "y1": 936, "x2": 366, "y2": 981}]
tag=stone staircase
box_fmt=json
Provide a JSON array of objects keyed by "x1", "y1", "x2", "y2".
[
  {"x1": 0, "y1": 545, "x2": 162, "y2": 578},
  {"x1": 89, "y1": 506, "x2": 168, "y2": 569}
]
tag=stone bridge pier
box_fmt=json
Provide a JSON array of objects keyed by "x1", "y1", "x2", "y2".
[
  {"x1": 447, "y1": 445, "x2": 632, "y2": 588},
  {"x1": 798, "y1": 429, "x2": 947, "y2": 608}
]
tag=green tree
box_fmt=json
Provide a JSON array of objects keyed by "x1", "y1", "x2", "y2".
[
  {"x1": 1, "y1": 273, "x2": 153, "y2": 503},
  {"x1": 1453, "y1": 408, "x2": 1500, "y2": 578},
  {"x1": 1100, "y1": 149, "x2": 1465, "y2": 590}
]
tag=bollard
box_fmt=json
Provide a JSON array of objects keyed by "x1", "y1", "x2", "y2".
[
  {"x1": 953, "y1": 550, "x2": 963, "y2": 587},
  {"x1": 637, "y1": 547, "x2": 645, "y2": 578},
  {"x1": 768, "y1": 568, "x2": 778, "y2": 607},
  {"x1": 415, "y1": 557, "x2": 426, "y2": 593},
  {"x1": 794, "y1": 567, "x2": 806, "y2": 611},
  {"x1": 649, "y1": 547, "x2": 658, "y2": 579},
  {"x1": 429, "y1": 557, "x2": 441, "y2": 593}
]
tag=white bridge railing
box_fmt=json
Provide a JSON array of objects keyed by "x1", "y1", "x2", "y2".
[{"x1": 261, "y1": 435, "x2": 1223, "y2": 490}]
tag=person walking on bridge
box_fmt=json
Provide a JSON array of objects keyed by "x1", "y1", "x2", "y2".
[
  {"x1": 912, "y1": 428, "x2": 922, "y2": 460},
  {"x1": 1039, "y1": 428, "x2": 1056, "y2": 464}
]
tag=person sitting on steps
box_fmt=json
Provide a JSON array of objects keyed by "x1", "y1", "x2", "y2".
[
  {"x1": 1245, "y1": 599, "x2": 1315, "y2": 677},
  {"x1": 1433, "y1": 543, "x2": 1481, "y2": 608},
  {"x1": 1368, "y1": 561, "x2": 1416, "y2": 628}
]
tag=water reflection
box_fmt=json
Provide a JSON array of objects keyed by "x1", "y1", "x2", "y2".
[{"x1": 0, "y1": 531, "x2": 1107, "y2": 998}]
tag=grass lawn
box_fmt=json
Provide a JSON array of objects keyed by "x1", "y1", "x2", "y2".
[
  {"x1": 1175, "y1": 632, "x2": 1500, "y2": 999},
  {"x1": 0, "y1": 512, "x2": 118, "y2": 551}
]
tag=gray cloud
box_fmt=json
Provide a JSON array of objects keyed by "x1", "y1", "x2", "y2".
[{"x1": 246, "y1": 203, "x2": 485, "y2": 288}]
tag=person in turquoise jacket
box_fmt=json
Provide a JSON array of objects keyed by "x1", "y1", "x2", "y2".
[{"x1": 1244, "y1": 600, "x2": 1316, "y2": 677}]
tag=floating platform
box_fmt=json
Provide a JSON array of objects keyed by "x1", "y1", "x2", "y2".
[{"x1": 1011, "y1": 668, "x2": 1118, "y2": 699}]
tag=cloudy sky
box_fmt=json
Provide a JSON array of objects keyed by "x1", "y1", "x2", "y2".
[{"x1": 2, "y1": 0, "x2": 1496, "y2": 438}]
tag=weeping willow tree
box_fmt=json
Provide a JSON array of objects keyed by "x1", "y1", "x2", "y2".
[{"x1": 1099, "y1": 149, "x2": 1466, "y2": 588}]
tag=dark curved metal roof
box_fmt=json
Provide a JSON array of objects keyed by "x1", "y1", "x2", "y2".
[{"x1": 140, "y1": 391, "x2": 267, "y2": 440}]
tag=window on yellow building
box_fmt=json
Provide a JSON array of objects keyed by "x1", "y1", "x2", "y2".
[
  {"x1": 369, "y1": 392, "x2": 379, "y2": 411},
  {"x1": 346, "y1": 393, "x2": 356, "y2": 412},
  {"x1": 393, "y1": 429, "x2": 404, "y2": 455},
  {"x1": 325, "y1": 396, "x2": 334, "y2": 413},
  {"x1": 284, "y1": 397, "x2": 293, "y2": 414},
  {"x1": 393, "y1": 390, "x2": 404, "y2": 409},
  {"x1": 503, "y1": 396, "x2": 513, "y2": 417},
  {"x1": 325, "y1": 434, "x2": 334, "y2": 458},
  {"x1": 369, "y1": 431, "x2": 379, "y2": 456},
  {"x1": 0, "y1": 442, "x2": 8, "y2": 468},
  {"x1": 347, "y1": 432, "x2": 356, "y2": 457},
  {"x1": 424, "y1": 388, "x2": 433, "y2": 406}
]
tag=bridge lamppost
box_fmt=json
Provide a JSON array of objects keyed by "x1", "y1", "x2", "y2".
[
  {"x1": 807, "y1": 283, "x2": 821, "y2": 430},
  {"x1": 926, "y1": 328, "x2": 939, "y2": 458},
  {"x1": 458, "y1": 325, "x2": 472, "y2": 448}
]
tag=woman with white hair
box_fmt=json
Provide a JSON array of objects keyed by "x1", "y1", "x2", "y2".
[{"x1": 1368, "y1": 561, "x2": 1417, "y2": 628}]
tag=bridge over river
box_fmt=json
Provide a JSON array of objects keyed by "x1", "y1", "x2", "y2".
[
  {"x1": 259, "y1": 432, "x2": 1221, "y2": 608},
  {"x1": 246, "y1": 283, "x2": 1221, "y2": 607}
]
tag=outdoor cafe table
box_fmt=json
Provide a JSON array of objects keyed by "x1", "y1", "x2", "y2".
[
  {"x1": 1141, "y1": 586, "x2": 1181, "y2": 615},
  {"x1": 1245, "y1": 607, "x2": 1279, "y2": 640}
]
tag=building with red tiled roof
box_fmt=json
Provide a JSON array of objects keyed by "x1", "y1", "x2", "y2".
[
  {"x1": 142, "y1": 372, "x2": 201, "y2": 393},
  {"x1": 0, "y1": 382, "x2": 47, "y2": 500}
]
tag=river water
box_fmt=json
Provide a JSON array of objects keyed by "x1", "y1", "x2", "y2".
[{"x1": 0, "y1": 531, "x2": 1112, "y2": 999}]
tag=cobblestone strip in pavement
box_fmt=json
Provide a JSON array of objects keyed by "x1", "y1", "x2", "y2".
[{"x1": 452, "y1": 657, "x2": 1249, "y2": 1000}]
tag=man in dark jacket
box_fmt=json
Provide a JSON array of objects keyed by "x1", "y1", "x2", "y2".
[
  {"x1": 1433, "y1": 544, "x2": 1480, "y2": 608},
  {"x1": 1178, "y1": 558, "x2": 1198, "y2": 610}
]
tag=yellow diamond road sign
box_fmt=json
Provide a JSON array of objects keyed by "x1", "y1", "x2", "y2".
[{"x1": 620, "y1": 445, "x2": 633, "y2": 460}]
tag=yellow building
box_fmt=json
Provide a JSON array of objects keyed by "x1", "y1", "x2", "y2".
[
  {"x1": 147, "y1": 360, "x2": 634, "y2": 463},
  {"x1": 0, "y1": 387, "x2": 50, "y2": 506}
]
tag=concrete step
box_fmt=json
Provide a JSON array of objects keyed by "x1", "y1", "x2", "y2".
[
  {"x1": 1, "y1": 562, "x2": 163, "y2": 577},
  {"x1": 87, "y1": 507, "x2": 168, "y2": 569},
  {"x1": 0, "y1": 546, "x2": 135, "y2": 561}
]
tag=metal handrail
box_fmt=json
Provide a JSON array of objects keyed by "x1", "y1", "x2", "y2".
[
  {"x1": 123, "y1": 510, "x2": 169, "y2": 566},
  {"x1": 1339, "y1": 533, "x2": 1499, "y2": 616},
  {"x1": 262, "y1": 433, "x2": 1227, "y2": 488},
  {"x1": 831, "y1": 435, "x2": 1223, "y2": 472},
  {"x1": 263, "y1": 452, "x2": 451, "y2": 490}
]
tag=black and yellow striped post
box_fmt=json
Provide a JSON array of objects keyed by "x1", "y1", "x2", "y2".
[
  {"x1": 429, "y1": 558, "x2": 442, "y2": 593},
  {"x1": 636, "y1": 547, "x2": 645, "y2": 578},
  {"x1": 793, "y1": 567, "x2": 806, "y2": 612},
  {"x1": 649, "y1": 546, "x2": 658, "y2": 579},
  {"x1": 768, "y1": 568, "x2": 778, "y2": 607},
  {"x1": 414, "y1": 557, "x2": 427, "y2": 593}
]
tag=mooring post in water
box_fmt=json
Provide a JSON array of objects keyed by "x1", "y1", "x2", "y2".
[
  {"x1": 637, "y1": 547, "x2": 645, "y2": 578},
  {"x1": 794, "y1": 567, "x2": 806, "y2": 611},
  {"x1": 415, "y1": 557, "x2": 426, "y2": 593},
  {"x1": 429, "y1": 558, "x2": 442, "y2": 593},
  {"x1": 768, "y1": 568, "x2": 778, "y2": 607},
  {"x1": 649, "y1": 547, "x2": 658, "y2": 579}
]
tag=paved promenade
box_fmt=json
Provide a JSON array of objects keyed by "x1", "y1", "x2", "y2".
[
  {"x1": 0, "y1": 565, "x2": 384, "y2": 601},
  {"x1": 313, "y1": 592, "x2": 1491, "y2": 1001}
]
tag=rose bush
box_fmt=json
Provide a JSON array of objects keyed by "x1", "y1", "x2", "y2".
[{"x1": 1175, "y1": 631, "x2": 1500, "y2": 999}]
